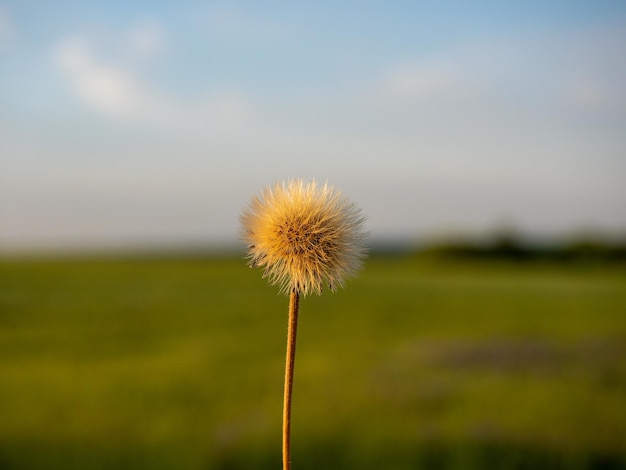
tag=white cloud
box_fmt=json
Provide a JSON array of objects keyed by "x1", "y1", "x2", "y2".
[
  {"x1": 54, "y1": 38, "x2": 148, "y2": 119},
  {"x1": 374, "y1": 21, "x2": 626, "y2": 120},
  {"x1": 52, "y1": 20, "x2": 167, "y2": 120},
  {"x1": 52, "y1": 26, "x2": 255, "y2": 132}
]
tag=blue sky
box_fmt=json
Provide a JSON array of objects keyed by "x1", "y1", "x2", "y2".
[{"x1": 1, "y1": 1, "x2": 625, "y2": 250}]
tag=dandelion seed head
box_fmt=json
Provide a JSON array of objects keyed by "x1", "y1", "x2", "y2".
[{"x1": 240, "y1": 179, "x2": 368, "y2": 296}]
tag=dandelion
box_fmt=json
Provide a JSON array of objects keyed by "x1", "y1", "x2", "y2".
[
  {"x1": 240, "y1": 178, "x2": 367, "y2": 470},
  {"x1": 241, "y1": 178, "x2": 367, "y2": 297}
]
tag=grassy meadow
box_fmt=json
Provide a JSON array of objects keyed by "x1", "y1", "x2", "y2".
[{"x1": 0, "y1": 253, "x2": 625, "y2": 469}]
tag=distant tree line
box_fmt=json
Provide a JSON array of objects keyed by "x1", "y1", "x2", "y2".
[{"x1": 419, "y1": 233, "x2": 626, "y2": 263}]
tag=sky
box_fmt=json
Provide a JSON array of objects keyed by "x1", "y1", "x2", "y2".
[{"x1": 1, "y1": 1, "x2": 625, "y2": 251}]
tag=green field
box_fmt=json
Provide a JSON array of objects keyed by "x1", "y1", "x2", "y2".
[{"x1": 0, "y1": 255, "x2": 625, "y2": 469}]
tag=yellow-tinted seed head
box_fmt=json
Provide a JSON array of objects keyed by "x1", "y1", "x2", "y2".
[{"x1": 240, "y1": 179, "x2": 367, "y2": 296}]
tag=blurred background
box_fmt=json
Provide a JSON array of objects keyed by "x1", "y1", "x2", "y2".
[
  {"x1": 1, "y1": 1, "x2": 625, "y2": 469},
  {"x1": 1, "y1": 0, "x2": 625, "y2": 251}
]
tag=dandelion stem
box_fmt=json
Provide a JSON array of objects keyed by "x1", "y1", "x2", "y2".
[{"x1": 282, "y1": 289, "x2": 299, "y2": 470}]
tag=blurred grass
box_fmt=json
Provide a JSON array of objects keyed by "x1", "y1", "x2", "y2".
[{"x1": 0, "y1": 254, "x2": 625, "y2": 469}]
